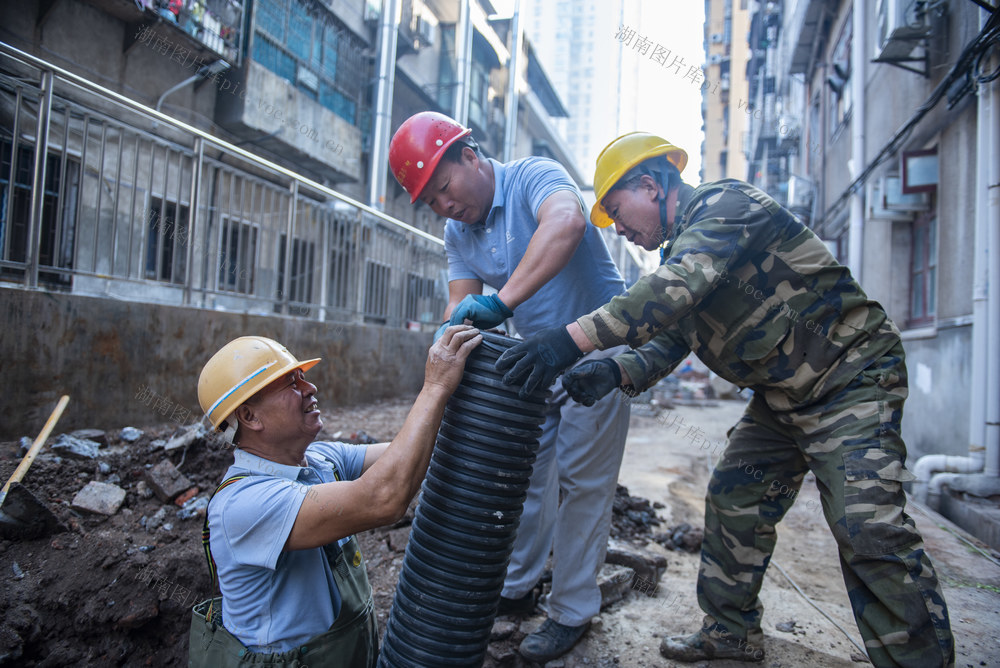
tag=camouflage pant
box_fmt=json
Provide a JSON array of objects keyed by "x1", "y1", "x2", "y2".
[{"x1": 697, "y1": 341, "x2": 954, "y2": 667}]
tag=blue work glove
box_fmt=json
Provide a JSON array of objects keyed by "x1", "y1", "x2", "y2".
[
  {"x1": 433, "y1": 321, "x2": 449, "y2": 342},
  {"x1": 448, "y1": 294, "x2": 514, "y2": 329},
  {"x1": 496, "y1": 326, "x2": 583, "y2": 398},
  {"x1": 563, "y1": 358, "x2": 622, "y2": 407}
]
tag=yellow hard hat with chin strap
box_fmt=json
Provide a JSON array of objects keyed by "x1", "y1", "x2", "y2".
[
  {"x1": 198, "y1": 336, "x2": 321, "y2": 443},
  {"x1": 590, "y1": 132, "x2": 688, "y2": 228}
]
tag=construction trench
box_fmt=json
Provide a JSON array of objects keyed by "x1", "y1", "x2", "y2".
[{"x1": 2, "y1": 367, "x2": 1000, "y2": 666}]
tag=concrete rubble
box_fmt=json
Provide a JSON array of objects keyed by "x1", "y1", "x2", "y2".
[
  {"x1": 119, "y1": 427, "x2": 143, "y2": 442},
  {"x1": 654, "y1": 522, "x2": 705, "y2": 553},
  {"x1": 71, "y1": 481, "x2": 126, "y2": 516},
  {"x1": 50, "y1": 433, "x2": 101, "y2": 460},
  {"x1": 68, "y1": 429, "x2": 108, "y2": 446},
  {"x1": 596, "y1": 564, "x2": 635, "y2": 609},
  {"x1": 605, "y1": 538, "x2": 668, "y2": 585},
  {"x1": 176, "y1": 496, "x2": 208, "y2": 520},
  {"x1": 143, "y1": 459, "x2": 194, "y2": 503}
]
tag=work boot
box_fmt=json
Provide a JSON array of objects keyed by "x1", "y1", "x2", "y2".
[
  {"x1": 659, "y1": 630, "x2": 765, "y2": 663},
  {"x1": 519, "y1": 618, "x2": 590, "y2": 662},
  {"x1": 497, "y1": 590, "x2": 536, "y2": 616}
]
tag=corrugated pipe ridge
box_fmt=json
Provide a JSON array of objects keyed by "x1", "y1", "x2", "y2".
[{"x1": 378, "y1": 331, "x2": 549, "y2": 667}]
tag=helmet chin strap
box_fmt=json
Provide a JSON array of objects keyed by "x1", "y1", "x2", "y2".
[{"x1": 658, "y1": 158, "x2": 677, "y2": 261}]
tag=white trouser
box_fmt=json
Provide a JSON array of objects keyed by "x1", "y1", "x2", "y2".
[{"x1": 501, "y1": 347, "x2": 631, "y2": 627}]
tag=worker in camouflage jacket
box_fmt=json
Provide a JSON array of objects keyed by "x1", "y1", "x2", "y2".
[{"x1": 496, "y1": 132, "x2": 955, "y2": 667}]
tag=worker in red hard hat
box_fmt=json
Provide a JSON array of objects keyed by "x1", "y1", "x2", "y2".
[{"x1": 389, "y1": 110, "x2": 632, "y2": 663}]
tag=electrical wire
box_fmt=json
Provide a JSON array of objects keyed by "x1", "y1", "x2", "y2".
[
  {"x1": 770, "y1": 559, "x2": 870, "y2": 659},
  {"x1": 821, "y1": 8, "x2": 1000, "y2": 222}
]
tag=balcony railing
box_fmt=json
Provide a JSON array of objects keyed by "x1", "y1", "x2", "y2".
[{"x1": 0, "y1": 41, "x2": 447, "y2": 329}]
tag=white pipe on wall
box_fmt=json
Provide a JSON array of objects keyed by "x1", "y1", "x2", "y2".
[
  {"x1": 847, "y1": 1, "x2": 865, "y2": 281},
  {"x1": 984, "y1": 49, "x2": 1000, "y2": 479},
  {"x1": 367, "y1": 0, "x2": 401, "y2": 211}
]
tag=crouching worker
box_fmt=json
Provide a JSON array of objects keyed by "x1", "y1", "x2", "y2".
[{"x1": 188, "y1": 326, "x2": 481, "y2": 667}]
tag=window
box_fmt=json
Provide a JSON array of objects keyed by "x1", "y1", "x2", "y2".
[
  {"x1": 252, "y1": 0, "x2": 365, "y2": 125},
  {"x1": 253, "y1": 34, "x2": 296, "y2": 83},
  {"x1": 437, "y1": 25, "x2": 457, "y2": 112},
  {"x1": 145, "y1": 197, "x2": 190, "y2": 284},
  {"x1": 218, "y1": 216, "x2": 258, "y2": 294},
  {"x1": 364, "y1": 260, "x2": 391, "y2": 322},
  {"x1": 404, "y1": 272, "x2": 438, "y2": 323},
  {"x1": 828, "y1": 12, "x2": 852, "y2": 135},
  {"x1": 277, "y1": 233, "x2": 315, "y2": 315},
  {"x1": 468, "y1": 59, "x2": 491, "y2": 130},
  {"x1": 910, "y1": 213, "x2": 937, "y2": 326},
  {"x1": 0, "y1": 140, "x2": 78, "y2": 287}
]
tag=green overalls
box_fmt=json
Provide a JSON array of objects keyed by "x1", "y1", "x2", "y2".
[{"x1": 189, "y1": 476, "x2": 379, "y2": 667}]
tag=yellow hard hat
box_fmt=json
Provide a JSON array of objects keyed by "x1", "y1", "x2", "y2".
[
  {"x1": 590, "y1": 132, "x2": 688, "y2": 228},
  {"x1": 198, "y1": 336, "x2": 321, "y2": 432}
]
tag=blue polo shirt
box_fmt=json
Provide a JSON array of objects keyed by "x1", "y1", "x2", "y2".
[
  {"x1": 444, "y1": 157, "x2": 626, "y2": 337},
  {"x1": 209, "y1": 442, "x2": 368, "y2": 653}
]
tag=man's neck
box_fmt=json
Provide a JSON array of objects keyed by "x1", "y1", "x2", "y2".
[
  {"x1": 477, "y1": 160, "x2": 496, "y2": 225},
  {"x1": 238, "y1": 440, "x2": 308, "y2": 467}
]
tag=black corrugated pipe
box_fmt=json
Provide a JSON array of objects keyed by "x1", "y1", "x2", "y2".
[{"x1": 378, "y1": 331, "x2": 550, "y2": 667}]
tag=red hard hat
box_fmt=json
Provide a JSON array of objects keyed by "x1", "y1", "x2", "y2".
[{"x1": 389, "y1": 112, "x2": 472, "y2": 203}]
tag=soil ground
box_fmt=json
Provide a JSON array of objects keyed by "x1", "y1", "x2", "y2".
[{"x1": 2, "y1": 396, "x2": 998, "y2": 667}]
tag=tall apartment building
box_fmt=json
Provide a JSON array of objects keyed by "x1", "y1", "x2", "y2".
[
  {"x1": 701, "y1": 0, "x2": 751, "y2": 182},
  {"x1": 527, "y1": 0, "x2": 660, "y2": 281}
]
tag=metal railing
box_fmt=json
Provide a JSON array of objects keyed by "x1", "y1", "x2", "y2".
[{"x1": 0, "y1": 40, "x2": 447, "y2": 328}]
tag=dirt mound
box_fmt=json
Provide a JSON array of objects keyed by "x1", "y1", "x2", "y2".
[{"x1": 1, "y1": 399, "x2": 668, "y2": 667}]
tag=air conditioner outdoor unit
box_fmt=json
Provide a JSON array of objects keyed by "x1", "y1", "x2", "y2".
[
  {"x1": 882, "y1": 174, "x2": 929, "y2": 210},
  {"x1": 710, "y1": 33, "x2": 724, "y2": 43},
  {"x1": 867, "y1": 175, "x2": 928, "y2": 220},
  {"x1": 708, "y1": 54, "x2": 724, "y2": 65},
  {"x1": 874, "y1": 0, "x2": 931, "y2": 61}
]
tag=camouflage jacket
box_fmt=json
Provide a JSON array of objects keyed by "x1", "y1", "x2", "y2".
[{"x1": 582, "y1": 179, "x2": 901, "y2": 411}]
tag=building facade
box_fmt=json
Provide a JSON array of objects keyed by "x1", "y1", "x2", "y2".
[
  {"x1": 701, "y1": 0, "x2": 751, "y2": 183},
  {"x1": 740, "y1": 0, "x2": 1000, "y2": 545}
]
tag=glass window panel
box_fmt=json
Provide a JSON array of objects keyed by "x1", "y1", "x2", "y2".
[
  {"x1": 913, "y1": 226, "x2": 925, "y2": 266},
  {"x1": 256, "y1": 0, "x2": 285, "y2": 42},
  {"x1": 322, "y1": 29, "x2": 338, "y2": 81},
  {"x1": 912, "y1": 270, "x2": 923, "y2": 317},
  {"x1": 288, "y1": 1, "x2": 312, "y2": 61},
  {"x1": 320, "y1": 83, "x2": 355, "y2": 124},
  {"x1": 928, "y1": 267, "x2": 936, "y2": 315},
  {"x1": 254, "y1": 33, "x2": 297, "y2": 82},
  {"x1": 929, "y1": 217, "x2": 937, "y2": 266},
  {"x1": 312, "y1": 25, "x2": 324, "y2": 70}
]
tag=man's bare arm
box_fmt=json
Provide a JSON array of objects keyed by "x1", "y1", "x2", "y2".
[{"x1": 284, "y1": 325, "x2": 481, "y2": 550}]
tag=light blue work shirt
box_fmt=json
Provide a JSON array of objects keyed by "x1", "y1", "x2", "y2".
[
  {"x1": 209, "y1": 441, "x2": 368, "y2": 653},
  {"x1": 444, "y1": 157, "x2": 626, "y2": 338}
]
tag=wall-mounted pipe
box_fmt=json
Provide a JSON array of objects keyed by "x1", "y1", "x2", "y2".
[{"x1": 378, "y1": 331, "x2": 549, "y2": 667}]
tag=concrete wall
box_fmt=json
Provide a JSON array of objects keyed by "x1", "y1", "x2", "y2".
[
  {"x1": 0, "y1": 288, "x2": 432, "y2": 440},
  {"x1": 215, "y1": 61, "x2": 364, "y2": 180},
  {"x1": 900, "y1": 325, "x2": 973, "y2": 462}
]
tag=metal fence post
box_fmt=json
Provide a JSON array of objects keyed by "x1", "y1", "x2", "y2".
[
  {"x1": 25, "y1": 70, "x2": 53, "y2": 289},
  {"x1": 281, "y1": 180, "x2": 297, "y2": 315},
  {"x1": 184, "y1": 138, "x2": 204, "y2": 305}
]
